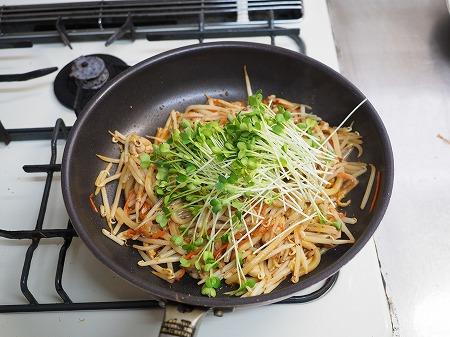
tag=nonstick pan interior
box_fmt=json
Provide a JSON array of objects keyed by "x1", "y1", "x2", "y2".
[{"x1": 62, "y1": 42, "x2": 393, "y2": 308}]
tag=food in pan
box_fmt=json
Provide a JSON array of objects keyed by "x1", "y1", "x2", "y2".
[{"x1": 92, "y1": 89, "x2": 374, "y2": 297}]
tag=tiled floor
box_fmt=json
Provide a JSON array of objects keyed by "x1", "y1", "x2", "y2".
[{"x1": 327, "y1": 1, "x2": 450, "y2": 336}]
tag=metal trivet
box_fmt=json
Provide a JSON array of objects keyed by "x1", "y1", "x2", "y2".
[
  {"x1": 0, "y1": 119, "x2": 338, "y2": 313},
  {"x1": 0, "y1": 1, "x2": 304, "y2": 49}
]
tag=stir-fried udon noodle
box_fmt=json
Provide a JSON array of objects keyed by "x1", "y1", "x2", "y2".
[{"x1": 92, "y1": 87, "x2": 377, "y2": 297}]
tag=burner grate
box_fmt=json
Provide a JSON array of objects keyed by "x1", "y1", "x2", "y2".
[
  {"x1": 0, "y1": 119, "x2": 338, "y2": 314},
  {"x1": 0, "y1": 1, "x2": 304, "y2": 49}
]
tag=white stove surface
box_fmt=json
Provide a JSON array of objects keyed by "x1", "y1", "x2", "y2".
[{"x1": 0, "y1": 1, "x2": 392, "y2": 336}]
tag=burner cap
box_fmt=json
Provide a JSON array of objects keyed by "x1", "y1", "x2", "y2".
[
  {"x1": 70, "y1": 56, "x2": 110, "y2": 89},
  {"x1": 54, "y1": 54, "x2": 128, "y2": 114}
]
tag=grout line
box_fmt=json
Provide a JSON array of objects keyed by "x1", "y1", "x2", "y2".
[{"x1": 373, "y1": 239, "x2": 400, "y2": 337}]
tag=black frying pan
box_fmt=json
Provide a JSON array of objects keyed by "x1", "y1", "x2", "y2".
[{"x1": 62, "y1": 42, "x2": 394, "y2": 336}]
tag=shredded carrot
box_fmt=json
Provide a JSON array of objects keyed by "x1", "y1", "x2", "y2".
[
  {"x1": 185, "y1": 248, "x2": 201, "y2": 260},
  {"x1": 150, "y1": 230, "x2": 166, "y2": 239},
  {"x1": 369, "y1": 171, "x2": 381, "y2": 212},
  {"x1": 89, "y1": 193, "x2": 98, "y2": 213},
  {"x1": 174, "y1": 268, "x2": 186, "y2": 281},
  {"x1": 139, "y1": 202, "x2": 151, "y2": 220},
  {"x1": 124, "y1": 225, "x2": 153, "y2": 239},
  {"x1": 123, "y1": 191, "x2": 136, "y2": 215},
  {"x1": 253, "y1": 224, "x2": 270, "y2": 236},
  {"x1": 121, "y1": 229, "x2": 135, "y2": 239},
  {"x1": 135, "y1": 224, "x2": 152, "y2": 238},
  {"x1": 214, "y1": 243, "x2": 227, "y2": 259},
  {"x1": 338, "y1": 171, "x2": 357, "y2": 182},
  {"x1": 259, "y1": 203, "x2": 269, "y2": 214},
  {"x1": 338, "y1": 211, "x2": 347, "y2": 218}
]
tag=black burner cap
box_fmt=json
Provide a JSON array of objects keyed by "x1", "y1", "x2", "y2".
[{"x1": 54, "y1": 54, "x2": 128, "y2": 114}]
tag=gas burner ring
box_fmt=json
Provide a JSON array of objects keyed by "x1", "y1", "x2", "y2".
[{"x1": 54, "y1": 54, "x2": 129, "y2": 113}]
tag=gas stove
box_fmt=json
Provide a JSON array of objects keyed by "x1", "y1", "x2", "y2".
[{"x1": 0, "y1": 1, "x2": 392, "y2": 336}]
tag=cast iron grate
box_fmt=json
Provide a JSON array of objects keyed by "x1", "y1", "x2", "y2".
[
  {"x1": 0, "y1": 1, "x2": 304, "y2": 49},
  {"x1": 0, "y1": 119, "x2": 338, "y2": 313}
]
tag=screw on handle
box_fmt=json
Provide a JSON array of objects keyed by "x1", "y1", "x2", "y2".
[{"x1": 159, "y1": 303, "x2": 209, "y2": 337}]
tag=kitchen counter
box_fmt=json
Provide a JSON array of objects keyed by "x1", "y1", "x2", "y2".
[{"x1": 327, "y1": 1, "x2": 450, "y2": 336}]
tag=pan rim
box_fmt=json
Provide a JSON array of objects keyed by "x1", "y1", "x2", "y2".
[{"x1": 62, "y1": 41, "x2": 394, "y2": 308}]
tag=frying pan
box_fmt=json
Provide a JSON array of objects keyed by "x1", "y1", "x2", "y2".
[{"x1": 61, "y1": 42, "x2": 394, "y2": 336}]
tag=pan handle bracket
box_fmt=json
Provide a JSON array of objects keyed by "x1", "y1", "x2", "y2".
[{"x1": 159, "y1": 303, "x2": 209, "y2": 337}]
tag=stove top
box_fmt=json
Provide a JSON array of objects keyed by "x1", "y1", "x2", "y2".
[{"x1": 0, "y1": 1, "x2": 392, "y2": 336}]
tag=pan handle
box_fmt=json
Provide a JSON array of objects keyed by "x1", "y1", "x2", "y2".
[{"x1": 159, "y1": 302, "x2": 209, "y2": 337}]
